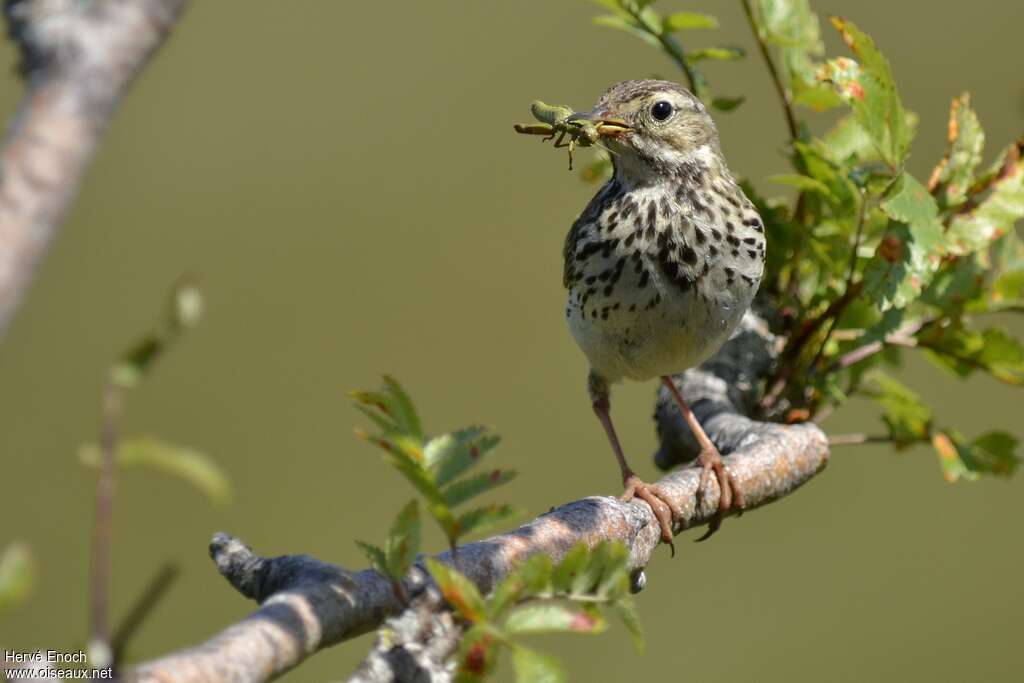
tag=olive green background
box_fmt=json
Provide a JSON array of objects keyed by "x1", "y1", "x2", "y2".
[{"x1": 2, "y1": 1, "x2": 1022, "y2": 681}]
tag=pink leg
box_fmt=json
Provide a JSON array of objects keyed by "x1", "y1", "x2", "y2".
[{"x1": 661, "y1": 376, "x2": 745, "y2": 540}]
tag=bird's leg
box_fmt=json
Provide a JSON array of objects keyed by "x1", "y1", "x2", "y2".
[
  {"x1": 589, "y1": 372, "x2": 678, "y2": 549},
  {"x1": 660, "y1": 376, "x2": 746, "y2": 541}
]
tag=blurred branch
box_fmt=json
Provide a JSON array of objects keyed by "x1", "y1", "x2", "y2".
[
  {"x1": 0, "y1": 0, "x2": 189, "y2": 339},
  {"x1": 111, "y1": 563, "x2": 180, "y2": 666},
  {"x1": 739, "y1": 0, "x2": 798, "y2": 142},
  {"x1": 128, "y1": 313, "x2": 830, "y2": 683}
]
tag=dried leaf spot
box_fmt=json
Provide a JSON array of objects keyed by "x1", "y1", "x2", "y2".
[{"x1": 879, "y1": 234, "x2": 903, "y2": 263}]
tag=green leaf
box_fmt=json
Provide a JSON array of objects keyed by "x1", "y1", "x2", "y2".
[
  {"x1": 756, "y1": 0, "x2": 839, "y2": 111},
  {"x1": 512, "y1": 646, "x2": 565, "y2": 683},
  {"x1": 767, "y1": 173, "x2": 836, "y2": 202},
  {"x1": 505, "y1": 603, "x2": 607, "y2": 635},
  {"x1": 355, "y1": 541, "x2": 387, "y2": 575},
  {"x1": 551, "y1": 543, "x2": 590, "y2": 593},
  {"x1": 687, "y1": 46, "x2": 744, "y2": 62},
  {"x1": 454, "y1": 504, "x2": 518, "y2": 540},
  {"x1": 863, "y1": 173, "x2": 945, "y2": 310},
  {"x1": 929, "y1": 93, "x2": 985, "y2": 208},
  {"x1": 593, "y1": 541, "x2": 630, "y2": 598},
  {"x1": 862, "y1": 371, "x2": 931, "y2": 447},
  {"x1": 112, "y1": 281, "x2": 203, "y2": 389},
  {"x1": 381, "y1": 375, "x2": 423, "y2": 441},
  {"x1": 592, "y1": 14, "x2": 661, "y2": 50},
  {"x1": 710, "y1": 95, "x2": 745, "y2": 112},
  {"x1": 946, "y1": 147, "x2": 1024, "y2": 256},
  {"x1": 442, "y1": 468, "x2": 517, "y2": 508},
  {"x1": 932, "y1": 430, "x2": 1020, "y2": 482},
  {"x1": 385, "y1": 500, "x2": 421, "y2": 579},
  {"x1": 487, "y1": 553, "x2": 553, "y2": 619},
  {"x1": 426, "y1": 427, "x2": 500, "y2": 487},
  {"x1": 614, "y1": 599, "x2": 645, "y2": 653},
  {"x1": 923, "y1": 326, "x2": 1024, "y2": 385},
  {"x1": 0, "y1": 542, "x2": 35, "y2": 613},
  {"x1": 426, "y1": 558, "x2": 486, "y2": 622},
  {"x1": 822, "y1": 115, "x2": 875, "y2": 164},
  {"x1": 818, "y1": 18, "x2": 910, "y2": 167},
  {"x1": 79, "y1": 437, "x2": 230, "y2": 505},
  {"x1": 663, "y1": 12, "x2": 718, "y2": 31}
]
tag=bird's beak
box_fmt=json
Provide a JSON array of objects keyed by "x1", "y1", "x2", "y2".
[{"x1": 569, "y1": 109, "x2": 631, "y2": 138}]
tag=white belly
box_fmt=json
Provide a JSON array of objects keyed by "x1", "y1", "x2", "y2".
[{"x1": 566, "y1": 276, "x2": 751, "y2": 384}]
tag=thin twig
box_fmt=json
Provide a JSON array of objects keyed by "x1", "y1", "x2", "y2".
[
  {"x1": 621, "y1": 4, "x2": 702, "y2": 97},
  {"x1": 828, "y1": 433, "x2": 891, "y2": 446},
  {"x1": 807, "y1": 193, "x2": 868, "y2": 374},
  {"x1": 739, "y1": 0, "x2": 798, "y2": 142},
  {"x1": 89, "y1": 378, "x2": 122, "y2": 668},
  {"x1": 111, "y1": 564, "x2": 180, "y2": 666}
]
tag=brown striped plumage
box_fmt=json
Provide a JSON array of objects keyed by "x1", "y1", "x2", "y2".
[{"x1": 560, "y1": 80, "x2": 764, "y2": 546}]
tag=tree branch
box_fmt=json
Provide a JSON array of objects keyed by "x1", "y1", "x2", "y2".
[
  {"x1": 0, "y1": 0, "x2": 189, "y2": 339},
  {"x1": 129, "y1": 312, "x2": 829, "y2": 683}
]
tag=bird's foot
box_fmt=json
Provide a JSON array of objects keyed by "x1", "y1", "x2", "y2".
[
  {"x1": 694, "y1": 447, "x2": 745, "y2": 542},
  {"x1": 621, "y1": 475, "x2": 682, "y2": 555}
]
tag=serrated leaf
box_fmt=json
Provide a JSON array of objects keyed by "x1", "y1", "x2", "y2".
[
  {"x1": 593, "y1": 541, "x2": 630, "y2": 598},
  {"x1": 385, "y1": 500, "x2": 421, "y2": 579},
  {"x1": 442, "y1": 469, "x2": 516, "y2": 508},
  {"x1": 355, "y1": 541, "x2": 387, "y2": 575},
  {"x1": 928, "y1": 93, "x2": 985, "y2": 208},
  {"x1": 0, "y1": 542, "x2": 34, "y2": 613},
  {"x1": 756, "y1": 0, "x2": 839, "y2": 111},
  {"x1": 822, "y1": 115, "x2": 875, "y2": 164},
  {"x1": 922, "y1": 326, "x2": 1024, "y2": 385},
  {"x1": 79, "y1": 437, "x2": 230, "y2": 504},
  {"x1": 427, "y1": 428, "x2": 500, "y2": 487},
  {"x1": 551, "y1": 543, "x2": 590, "y2": 593},
  {"x1": 818, "y1": 18, "x2": 910, "y2": 167},
  {"x1": 947, "y1": 146, "x2": 1023, "y2": 256},
  {"x1": 863, "y1": 371, "x2": 931, "y2": 446},
  {"x1": 512, "y1": 646, "x2": 565, "y2": 683},
  {"x1": 932, "y1": 430, "x2": 1020, "y2": 482},
  {"x1": 454, "y1": 504, "x2": 518, "y2": 540},
  {"x1": 487, "y1": 553, "x2": 553, "y2": 619},
  {"x1": 380, "y1": 375, "x2": 423, "y2": 441},
  {"x1": 663, "y1": 11, "x2": 718, "y2": 31},
  {"x1": 426, "y1": 558, "x2": 485, "y2": 623},
  {"x1": 505, "y1": 603, "x2": 607, "y2": 635},
  {"x1": 687, "y1": 46, "x2": 744, "y2": 62},
  {"x1": 864, "y1": 173, "x2": 945, "y2": 309}
]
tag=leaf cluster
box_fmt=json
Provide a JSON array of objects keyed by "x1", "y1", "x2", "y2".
[
  {"x1": 589, "y1": 0, "x2": 1024, "y2": 480},
  {"x1": 352, "y1": 377, "x2": 518, "y2": 592},
  {"x1": 79, "y1": 280, "x2": 231, "y2": 505},
  {"x1": 426, "y1": 541, "x2": 642, "y2": 683}
]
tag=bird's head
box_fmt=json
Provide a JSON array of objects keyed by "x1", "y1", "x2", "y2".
[{"x1": 572, "y1": 79, "x2": 721, "y2": 183}]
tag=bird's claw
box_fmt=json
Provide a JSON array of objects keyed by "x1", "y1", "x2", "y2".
[
  {"x1": 694, "y1": 448, "x2": 745, "y2": 542},
  {"x1": 621, "y1": 475, "x2": 681, "y2": 556}
]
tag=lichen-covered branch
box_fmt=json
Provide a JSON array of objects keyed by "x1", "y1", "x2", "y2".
[
  {"x1": 0, "y1": 0, "x2": 189, "y2": 339},
  {"x1": 129, "y1": 312, "x2": 829, "y2": 683}
]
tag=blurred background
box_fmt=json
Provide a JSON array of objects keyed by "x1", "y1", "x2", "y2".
[{"x1": 1, "y1": 1, "x2": 1022, "y2": 681}]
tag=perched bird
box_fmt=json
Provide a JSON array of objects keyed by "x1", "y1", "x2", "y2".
[{"x1": 560, "y1": 80, "x2": 765, "y2": 545}]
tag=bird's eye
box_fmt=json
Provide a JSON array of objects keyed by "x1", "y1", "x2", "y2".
[{"x1": 651, "y1": 100, "x2": 673, "y2": 121}]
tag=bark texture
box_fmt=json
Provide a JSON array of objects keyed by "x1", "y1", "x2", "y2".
[
  {"x1": 0, "y1": 0, "x2": 188, "y2": 338},
  {"x1": 130, "y1": 312, "x2": 829, "y2": 683}
]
